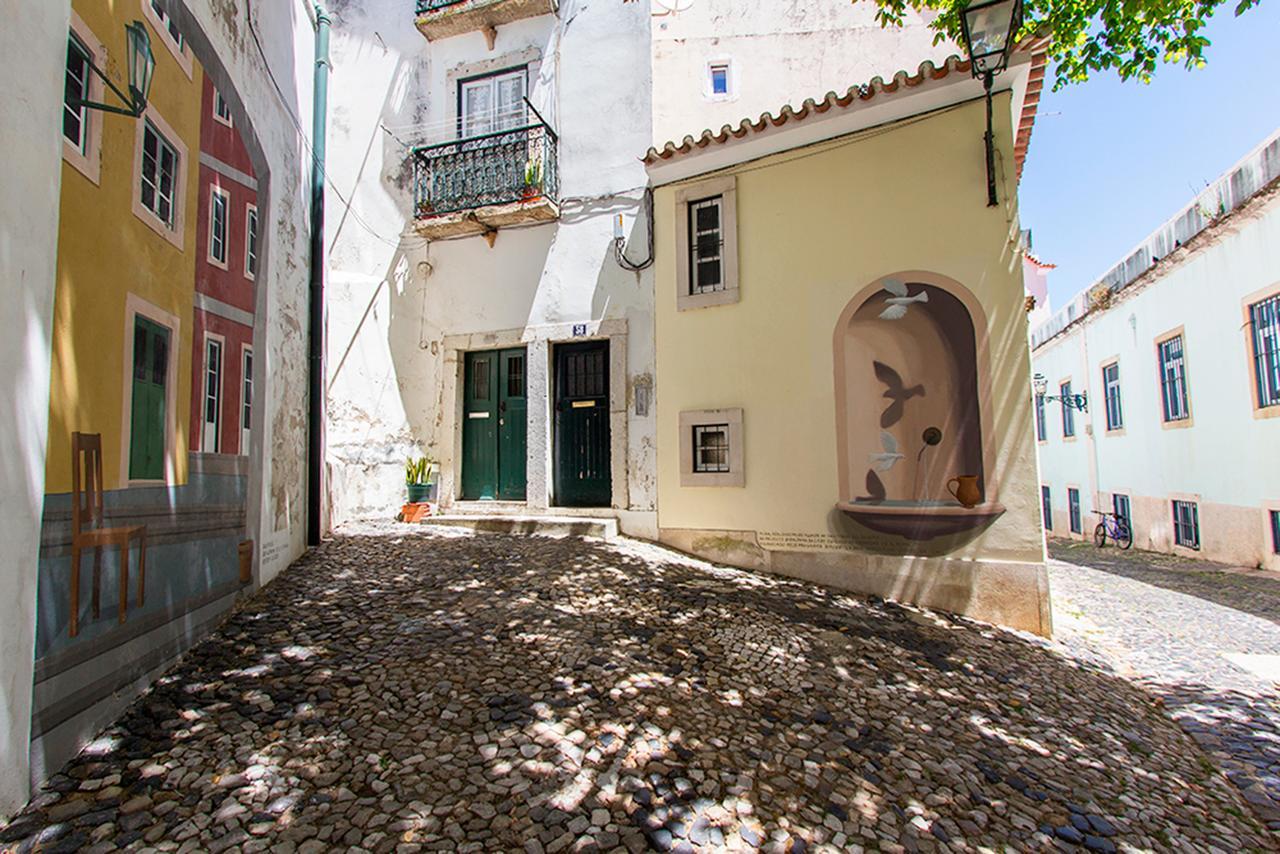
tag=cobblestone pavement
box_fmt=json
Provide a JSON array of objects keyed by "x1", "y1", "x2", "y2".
[
  {"x1": 3, "y1": 526, "x2": 1274, "y2": 853},
  {"x1": 1049, "y1": 542, "x2": 1280, "y2": 832},
  {"x1": 1049, "y1": 539, "x2": 1280, "y2": 625}
]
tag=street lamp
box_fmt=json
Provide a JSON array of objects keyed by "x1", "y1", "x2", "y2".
[
  {"x1": 71, "y1": 20, "x2": 156, "y2": 118},
  {"x1": 958, "y1": 0, "x2": 1023, "y2": 207},
  {"x1": 1033, "y1": 373, "x2": 1089, "y2": 412}
]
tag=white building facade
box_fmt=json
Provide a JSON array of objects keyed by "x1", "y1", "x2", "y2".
[{"x1": 1032, "y1": 129, "x2": 1280, "y2": 569}]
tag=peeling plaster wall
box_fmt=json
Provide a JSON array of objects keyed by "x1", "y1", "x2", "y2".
[
  {"x1": 0, "y1": 0, "x2": 68, "y2": 819},
  {"x1": 325, "y1": 0, "x2": 656, "y2": 528},
  {"x1": 650, "y1": 0, "x2": 950, "y2": 147}
]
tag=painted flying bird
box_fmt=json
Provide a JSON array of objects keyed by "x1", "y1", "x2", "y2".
[
  {"x1": 873, "y1": 360, "x2": 925, "y2": 428},
  {"x1": 878, "y1": 278, "x2": 929, "y2": 320},
  {"x1": 869, "y1": 430, "x2": 904, "y2": 472}
]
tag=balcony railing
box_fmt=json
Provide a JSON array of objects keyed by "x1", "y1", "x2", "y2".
[
  {"x1": 416, "y1": 0, "x2": 467, "y2": 11},
  {"x1": 412, "y1": 122, "x2": 559, "y2": 237}
]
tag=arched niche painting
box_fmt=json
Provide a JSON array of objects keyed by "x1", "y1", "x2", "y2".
[{"x1": 833, "y1": 278, "x2": 999, "y2": 542}]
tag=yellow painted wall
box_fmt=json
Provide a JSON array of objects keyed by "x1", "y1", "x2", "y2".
[
  {"x1": 47, "y1": 0, "x2": 203, "y2": 493},
  {"x1": 654, "y1": 94, "x2": 1045, "y2": 565}
]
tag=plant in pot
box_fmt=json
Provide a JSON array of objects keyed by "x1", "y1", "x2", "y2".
[
  {"x1": 405, "y1": 455, "x2": 435, "y2": 504},
  {"x1": 521, "y1": 158, "x2": 543, "y2": 201}
]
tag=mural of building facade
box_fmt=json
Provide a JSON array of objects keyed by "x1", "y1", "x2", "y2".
[
  {"x1": 0, "y1": 0, "x2": 318, "y2": 810},
  {"x1": 646, "y1": 46, "x2": 1053, "y2": 635},
  {"x1": 1032, "y1": 128, "x2": 1280, "y2": 569}
]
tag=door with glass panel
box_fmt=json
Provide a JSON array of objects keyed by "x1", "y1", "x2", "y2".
[
  {"x1": 461, "y1": 348, "x2": 527, "y2": 501},
  {"x1": 202, "y1": 337, "x2": 223, "y2": 452},
  {"x1": 129, "y1": 318, "x2": 169, "y2": 481}
]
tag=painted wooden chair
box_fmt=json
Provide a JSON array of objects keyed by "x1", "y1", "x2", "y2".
[{"x1": 70, "y1": 432, "x2": 146, "y2": 637}]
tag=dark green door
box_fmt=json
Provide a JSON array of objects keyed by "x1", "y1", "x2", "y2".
[
  {"x1": 461, "y1": 348, "x2": 526, "y2": 500},
  {"x1": 554, "y1": 340, "x2": 611, "y2": 507},
  {"x1": 129, "y1": 317, "x2": 169, "y2": 480}
]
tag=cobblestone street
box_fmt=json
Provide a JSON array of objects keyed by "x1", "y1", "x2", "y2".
[
  {"x1": 1049, "y1": 539, "x2": 1280, "y2": 833},
  {"x1": 2, "y1": 527, "x2": 1274, "y2": 852}
]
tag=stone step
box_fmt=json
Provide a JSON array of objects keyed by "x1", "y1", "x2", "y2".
[{"x1": 417, "y1": 514, "x2": 618, "y2": 541}]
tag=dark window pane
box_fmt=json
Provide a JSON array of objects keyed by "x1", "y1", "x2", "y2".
[
  {"x1": 507, "y1": 355, "x2": 524, "y2": 397},
  {"x1": 473, "y1": 358, "x2": 490, "y2": 399},
  {"x1": 133, "y1": 324, "x2": 149, "y2": 381},
  {"x1": 152, "y1": 331, "x2": 167, "y2": 385},
  {"x1": 695, "y1": 203, "x2": 719, "y2": 232},
  {"x1": 696, "y1": 260, "x2": 721, "y2": 290}
]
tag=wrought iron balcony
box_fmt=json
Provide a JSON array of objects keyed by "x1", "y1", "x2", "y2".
[
  {"x1": 415, "y1": 0, "x2": 557, "y2": 44},
  {"x1": 412, "y1": 121, "x2": 560, "y2": 240}
]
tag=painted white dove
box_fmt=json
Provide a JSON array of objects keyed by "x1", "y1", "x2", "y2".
[
  {"x1": 869, "y1": 430, "x2": 904, "y2": 472},
  {"x1": 879, "y1": 278, "x2": 928, "y2": 320}
]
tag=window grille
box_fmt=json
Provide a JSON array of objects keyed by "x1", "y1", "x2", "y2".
[
  {"x1": 688, "y1": 196, "x2": 724, "y2": 295},
  {"x1": 1068, "y1": 487, "x2": 1081, "y2": 533},
  {"x1": 1172, "y1": 500, "x2": 1200, "y2": 549},
  {"x1": 1102, "y1": 363, "x2": 1123, "y2": 430},
  {"x1": 1250, "y1": 294, "x2": 1280, "y2": 408},
  {"x1": 693, "y1": 424, "x2": 730, "y2": 473},
  {"x1": 1060, "y1": 381, "x2": 1075, "y2": 437},
  {"x1": 1158, "y1": 335, "x2": 1190, "y2": 421}
]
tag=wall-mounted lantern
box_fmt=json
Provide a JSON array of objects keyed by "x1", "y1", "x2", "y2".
[
  {"x1": 1033, "y1": 373, "x2": 1089, "y2": 412},
  {"x1": 958, "y1": 0, "x2": 1023, "y2": 207},
  {"x1": 71, "y1": 20, "x2": 156, "y2": 118}
]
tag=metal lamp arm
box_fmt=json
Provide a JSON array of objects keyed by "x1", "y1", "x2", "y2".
[{"x1": 70, "y1": 54, "x2": 144, "y2": 118}]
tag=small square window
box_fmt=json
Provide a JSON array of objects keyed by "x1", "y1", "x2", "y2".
[
  {"x1": 693, "y1": 424, "x2": 730, "y2": 473},
  {"x1": 1172, "y1": 500, "x2": 1200, "y2": 549},
  {"x1": 710, "y1": 63, "x2": 729, "y2": 96}
]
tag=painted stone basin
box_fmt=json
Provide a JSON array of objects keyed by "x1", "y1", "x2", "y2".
[{"x1": 835, "y1": 500, "x2": 1005, "y2": 541}]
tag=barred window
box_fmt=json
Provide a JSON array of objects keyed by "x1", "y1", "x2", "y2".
[
  {"x1": 1172, "y1": 500, "x2": 1200, "y2": 549},
  {"x1": 1158, "y1": 335, "x2": 1190, "y2": 422},
  {"x1": 688, "y1": 196, "x2": 724, "y2": 295},
  {"x1": 1249, "y1": 294, "x2": 1280, "y2": 408},
  {"x1": 1113, "y1": 494, "x2": 1131, "y2": 529},
  {"x1": 693, "y1": 424, "x2": 730, "y2": 473}
]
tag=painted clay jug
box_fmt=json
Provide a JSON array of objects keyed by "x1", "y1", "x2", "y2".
[{"x1": 946, "y1": 475, "x2": 981, "y2": 508}]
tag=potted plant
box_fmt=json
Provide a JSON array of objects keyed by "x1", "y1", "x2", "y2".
[
  {"x1": 405, "y1": 455, "x2": 435, "y2": 504},
  {"x1": 521, "y1": 158, "x2": 543, "y2": 201}
]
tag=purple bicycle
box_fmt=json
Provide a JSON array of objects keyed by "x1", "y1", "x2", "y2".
[{"x1": 1092, "y1": 511, "x2": 1133, "y2": 550}]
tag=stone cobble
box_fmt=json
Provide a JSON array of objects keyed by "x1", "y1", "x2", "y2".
[
  {"x1": 1, "y1": 525, "x2": 1273, "y2": 852},
  {"x1": 1049, "y1": 541, "x2": 1280, "y2": 832}
]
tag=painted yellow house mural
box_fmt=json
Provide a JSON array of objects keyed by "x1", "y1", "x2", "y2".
[{"x1": 645, "y1": 49, "x2": 1053, "y2": 635}]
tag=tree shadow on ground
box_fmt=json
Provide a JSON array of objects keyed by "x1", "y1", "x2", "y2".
[{"x1": 1050, "y1": 538, "x2": 1280, "y2": 626}]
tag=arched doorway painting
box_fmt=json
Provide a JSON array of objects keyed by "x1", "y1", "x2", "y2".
[{"x1": 833, "y1": 273, "x2": 1004, "y2": 542}]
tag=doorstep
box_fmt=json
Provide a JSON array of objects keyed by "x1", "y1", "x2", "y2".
[{"x1": 416, "y1": 514, "x2": 618, "y2": 541}]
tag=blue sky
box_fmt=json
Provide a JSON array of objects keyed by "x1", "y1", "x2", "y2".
[{"x1": 1019, "y1": 3, "x2": 1280, "y2": 310}]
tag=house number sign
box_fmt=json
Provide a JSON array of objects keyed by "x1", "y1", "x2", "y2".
[{"x1": 572, "y1": 323, "x2": 588, "y2": 337}]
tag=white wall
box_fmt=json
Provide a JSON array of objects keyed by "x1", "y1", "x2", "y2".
[
  {"x1": 1033, "y1": 192, "x2": 1280, "y2": 567},
  {"x1": 0, "y1": 0, "x2": 69, "y2": 820},
  {"x1": 325, "y1": 0, "x2": 656, "y2": 528},
  {"x1": 650, "y1": 0, "x2": 949, "y2": 146}
]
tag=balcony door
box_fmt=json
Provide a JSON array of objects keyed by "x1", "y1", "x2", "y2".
[
  {"x1": 461, "y1": 348, "x2": 527, "y2": 501},
  {"x1": 460, "y1": 67, "x2": 527, "y2": 138}
]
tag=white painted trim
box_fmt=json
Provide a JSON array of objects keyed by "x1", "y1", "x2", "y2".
[
  {"x1": 212, "y1": 87, "x2": 234, "y2": 128},
  {"x1": 120, "y1": 294, "x2": 181, "y2": 488}
]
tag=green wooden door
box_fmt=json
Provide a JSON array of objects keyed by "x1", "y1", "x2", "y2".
[
  {"x1": 554, "y1": 341, "x2": 611, "y2": 507},
  {"x1": 461, "y1": 348, "x2": 527, "y2": 501},
  {"x1": 129, "y1": 317, "x2": 169, "y2": 480}
]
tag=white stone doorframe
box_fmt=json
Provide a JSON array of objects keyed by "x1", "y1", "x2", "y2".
[{"x1": 439, "y1": 319, "x2": 629, "y2": 513}]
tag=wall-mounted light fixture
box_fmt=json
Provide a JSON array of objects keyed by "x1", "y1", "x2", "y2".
[
  {"x1": 1033, "y1": 373, "x2": 1088, "y2": 412},
  {"x1": 958, "y1": 0, "x2": 1022, "y2": 207},
  {"x1": 70, "y1": 20, "x2": 156, "y2": 118}
]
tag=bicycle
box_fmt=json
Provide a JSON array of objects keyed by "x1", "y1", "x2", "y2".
[{"x1": 1092, "y1": 511, "x2": 1133, "y2": 550}]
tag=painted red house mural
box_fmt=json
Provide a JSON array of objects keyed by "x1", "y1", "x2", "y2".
[{"x1": 191, "y1": 76, "x2": 257, "y2": 456}]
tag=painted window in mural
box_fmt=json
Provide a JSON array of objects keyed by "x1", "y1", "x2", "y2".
[
  {"x1": 202, "y1": 337, "x2": 223, "y2": 453},
  {"x1": 1172, "y1": 499, "x2": 1200, "y2": 548},
  {"x1": 141, "y1": 122, "x2": 179, "y2": 228},
  {"x1": 1250, "y1": 294, "x2": 1280, "y2": 408},
  {"x1": 693, "y1": 424, "x2": 731, "y2": 473},
  {"x1": 688, "y1": 196, "x2": 724, "y2": 294},
  {"x1": 213, "y1": 88, "x2": 233, "y2": 126},
  {"x1": 209, "y1": 187, "x2": 229, "y2": 265},
  {"x1": 1102, "y1": 362, "x2": 1123, "y2": 430},
  {"x1": 150, "y1": 1, "x2": 184, "y2": 49},
  {"x1": 245, "y1": 205, "x2": 259, "y2": 279},
  {"x1": 1041, "y1": 486, "x2": 1052, "y2": 530},
  {"x1": 241, "y1": 347, "x2": 253, "y2": 453},
  {"x1": 1113, "y1": 493, "x2": 1131, "y2": 529},
  {"x1": 1068, "y1": 487, "x2": 1081, "y2": 533},
  {"x1": 1158, "y1": 334, "x2": 1190, "y2": 422},
  {"x1": 1034, "y1": 394, "x2": 1046, "y2": 441},
  {"x1": 63, "y1": 35, "x2": 91, "y2": 152},
  {"x1": 129, "y1": 317, "x2": 169, "y2": 481},
  {"x1": 1060, "y1": 381, "x2": 1075, "y2": 437}
]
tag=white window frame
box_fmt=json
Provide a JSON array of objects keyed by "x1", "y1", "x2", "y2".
[
  {"x1": 240, "y1": 345, "x2": 253, "y2": 456},
  {"x1": 675, "y1": 175, "x2": 739, "y2": 311},
  {"x1": 202, "y1": 333, "x2": 225, "y2": 453},
  {"x1": 213, "y1": 87, "x2": 234, "y2": 127},
  {"x1": 132, "y1": 105, "x2": 188, "y2": 249},
  {"x1": 679, "y1": 408, "x2": 744, "y2": 487},
  {"x1": 244, "y1": 203, "x2": 259, "y2": 281},
  {"x1": 142, "y1": 0, "x2": 193, "y2": 78},
  {"x1": 704, "y1": 57, "x2": 736, "y2": 102},
  {"x1": 459, "y1": 67, "x2": 528, "y2": 138},
  {"x1": 63, "y1": 13, "x2": 105, "y2": 184},
  {"x1": 208, "y1": 184, "x2": 231, "y2": 269}
]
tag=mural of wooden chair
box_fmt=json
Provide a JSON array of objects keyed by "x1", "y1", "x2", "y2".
[{"x1": 70, "y1": 432, "x2": 147, "y2": 637}]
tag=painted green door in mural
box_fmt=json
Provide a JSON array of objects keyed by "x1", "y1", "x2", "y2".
[
  {"x1": 461, "y1": 348, "x2": 527, "y2": 501},
  {"x1": 129, "y1": 317, "x2": 169, "y2": 481},
  {"x1": 554, "y1": 340, "x2": 611, "y2": 507}
]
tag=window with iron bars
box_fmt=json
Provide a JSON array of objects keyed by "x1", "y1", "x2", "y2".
[
  {"x1": 1250, "y1": 294, "x2": 1280, "y2": 408},
  {"x1": 693, "y1": 424, "x2": 730, "y2": 473},
  {"x1": 1158, "y1": 335, "x2": 1190, "y2": 422},
  {"x1": 1172, "y1": 500, "x2": 1200, "y2": 549},
  {"x1": 688, "y1": 195, "x2": 724, "y2": 295}
]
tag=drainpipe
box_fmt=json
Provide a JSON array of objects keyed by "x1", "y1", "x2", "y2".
[{"x1": 307, "y1": 2, "x2": 331, "y2": 547}]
